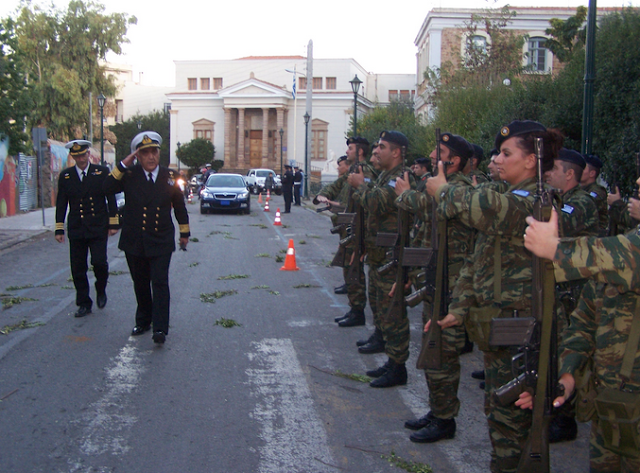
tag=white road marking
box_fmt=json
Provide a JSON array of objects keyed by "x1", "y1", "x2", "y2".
[{"x1": 247, "y1": 338, "x2": 336, "y2": 473}]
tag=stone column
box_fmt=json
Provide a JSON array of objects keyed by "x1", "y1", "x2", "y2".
[
  {"x1": 238, "y1": 108, "x2": 245, "y2": 169},
  {"x1": 261, "y1": 108, "x2": 269, "y2": 168},
  {"x1": 224, "y1": 108, "x2": 231, "y2": 166},
  {"x1": 276, "y1": 107, "x2": 284, "y2": 172}
]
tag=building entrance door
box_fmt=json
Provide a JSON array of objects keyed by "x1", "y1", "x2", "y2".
[{"x1": 249, "y1": 130, "x2": 262, "y2": 168}]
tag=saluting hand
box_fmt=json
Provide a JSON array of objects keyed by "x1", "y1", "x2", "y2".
[
  {"x1": 425, "y1": 161, "x2": 447, "y2": 197},
  {"x1": 120, "y1": 150, "x2": 138, "y2": 167},
  {"x1": 394, "y1": 171, "x2": 411, "y2": 196}
]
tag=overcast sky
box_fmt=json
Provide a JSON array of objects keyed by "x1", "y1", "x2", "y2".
[{"x1": 1, "y1": 0, "x2": 635, "y2": 86}]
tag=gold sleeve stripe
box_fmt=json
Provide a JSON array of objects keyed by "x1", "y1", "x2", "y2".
[
  {"x1": 55, "y1": 223, "x2": 65, "y2": 230},
  {"x1": 179, "y1": 224, "x2": 190, "y2": 233},
  {"x1": 111, "y1": 166, "x2": 124, "y2": 180},
  {"x1": 109, "y1": 217, "x2": 120, "y2": 225}
]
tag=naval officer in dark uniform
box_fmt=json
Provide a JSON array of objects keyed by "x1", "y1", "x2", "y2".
[
  {"x1": 55, "y1": 140, "x2": 119, "y2": 317},
  {"x1": 103, "y1": 131, "x2": 190, "y2": 344}
]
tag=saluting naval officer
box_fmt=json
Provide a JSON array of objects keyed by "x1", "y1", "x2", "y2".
[
  {"x1": 103, "y1": 131, "x2": 190, "y2": 344},
  {"x1": 55, "y1": 140, "x2": 119, "y2": 318}
]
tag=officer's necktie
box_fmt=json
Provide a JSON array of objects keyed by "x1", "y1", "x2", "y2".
[
  {"x1": 81, "y1": 171, "x2": 86, "y2": 181},
  {"x1": 148, "y1": 172, "x2": 154, "y2": 183}
]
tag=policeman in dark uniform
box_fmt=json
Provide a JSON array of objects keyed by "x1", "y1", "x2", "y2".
[
  {"x1": 103, "y1": 131, "x2": 190, "y2": 344},
  {"x1": 55, "y1": 140, "x2": 119, "y2": 318},
  {"x1": 293, "y1": 166, "x2": 303, "y2": 205},
  {"x1": 282, "y1": 164, "x2": 294, "y2": 212}
]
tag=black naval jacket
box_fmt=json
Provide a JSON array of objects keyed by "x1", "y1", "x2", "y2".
[
  {"x1": 55, "y1": 164, "x2": 119, "y2": 239},
  {"x1": 103, "y1": 163, "x2": 190, "y2": 257}
]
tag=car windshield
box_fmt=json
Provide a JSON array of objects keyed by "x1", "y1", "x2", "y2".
[
  {"x1": 256, "y1": 170, "x2": 270, "y2": 177},
  {"x1": 206, "y1": 175, "x2": 246, "y2": 188}
]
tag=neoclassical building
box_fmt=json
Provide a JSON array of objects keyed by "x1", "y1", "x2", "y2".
[{"x1": 167, "y1": 57, "x2": 416, "y2": 179}]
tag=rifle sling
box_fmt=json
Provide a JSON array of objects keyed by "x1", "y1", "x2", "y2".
[
  {"x1": 494, "y1": 235, "x2": 502, "y2": 304},
  {"x1": 621, "y1": 310, "x2": 640, "y2": 382}
]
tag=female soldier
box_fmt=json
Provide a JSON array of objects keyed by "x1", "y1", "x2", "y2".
[{"x1": 425, "y1": 120, "x2": 564, "y2": 473}]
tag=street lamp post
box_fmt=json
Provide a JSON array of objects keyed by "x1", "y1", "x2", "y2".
[
  {"x1": 97, "y1": 93, "x2": 106, "y2": 166},
  {"x1": 278, "y1": 128, "x2": 284, "y2": 179},
  {"x1": 349, "y1": 75, "x2": 362, "y2": 136},
  {"x1": 177, "y1": 142, "x2": 181, "y2": 171},
  {"x1": 303, "y1": 112, "x2": 310, "y2": 199}
]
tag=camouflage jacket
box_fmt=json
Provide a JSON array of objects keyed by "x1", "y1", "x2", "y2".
[
  {"x1": 608, "y1": 198, "x2": 639, "y2": 236},
  {"x1": 468, "y1": 169, "x2": 489, "y2": 185},
  {"x1": 318, "y1": 174, "x2": 349, "y2": 205},
  {"x1": 554, "y1": 231, "x2": 640, "y2": 391},
  {"x1": 559, "y1": 185, "x2": 600, "y2": 238},
  {"x1": 396, "y1": 171, "x2": 476, "y2": 283},
  {"x1": 436, "y1": 177, "x2": 544, "y2": 321},
  {"x1": 582, "y1": 181, "x2": 609, "y2": 237},
  {"x1": 354, "y1": 163, "x2": 414, "y2": 262}
]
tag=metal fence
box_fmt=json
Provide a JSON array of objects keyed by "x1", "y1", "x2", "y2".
[{"x1": 18, "y1": 154, "x2": 37, "y2": 212}]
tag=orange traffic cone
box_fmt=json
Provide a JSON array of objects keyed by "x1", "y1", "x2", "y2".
[
  {"x1": 266, "y1": 189, "x2": 271, "y2": 201},
  {"x1": 273, "y1": 208, "x2": 282, "y2": 226},
  {"x1": 280, "y1": 239, "x2": 299, "y2": 271},
  {"x1": 258, "y1": 192, "x2": 263, "y2": 204},
  {"x1": 264, "y1": 200, "x2": 270, "y2": 212},
  {"x1": 188, "y1": 190, "x2": 193, "y2": 203}
]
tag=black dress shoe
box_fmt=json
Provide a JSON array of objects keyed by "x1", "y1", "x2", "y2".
[
  {"x1": 334, "y1": 284, "x2": 348, "y2": 295},
  {"x1": 471, "y1": 370, "x2": 485, "y2": 380},
  {"x1": 370, "y1": 361, "x2": 407, "y2": 388},
  {"x1": 97, "y1": 293, "x2": 107, "y2": 309},
  {"x1": 152, "y1": 331, "x2": 166, "y2": 344},
  {"x1": 405, "y1": 412, "x2": 435, "y2": 431},
  {"x1": 410, "y1": 417, "x2": 456, "y2": 443},
  {"x1": 74, "y1": 306, "x2": 92, "y2": 318},
  {"x1": 338, "y1": 310, "x2": 365, "y2": 327},
  {"x1": 358, "y1": 339, "x2": 385, "y2": 354},
  {"x1": 131, "y1": 324, "x2": 151, "y2": 336}
]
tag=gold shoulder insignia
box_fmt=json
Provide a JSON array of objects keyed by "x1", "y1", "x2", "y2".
[{"x1": 64, "y1": 174, "x2": 70, "y2": 179}]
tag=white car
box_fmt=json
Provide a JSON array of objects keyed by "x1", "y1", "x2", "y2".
[{"x1": 245, "y1": 168, "x2": 282, "y2": 195}]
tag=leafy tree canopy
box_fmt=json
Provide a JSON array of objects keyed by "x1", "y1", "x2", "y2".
[
  {"x1": 176, "y1": 138, "x2": 216, "y2": 171},
  {"x1": 545, "y1": 6, "x2": 588, "y2": 63}
]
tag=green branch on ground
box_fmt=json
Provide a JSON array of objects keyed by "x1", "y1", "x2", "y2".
[
  {"x1": 217, "y1": 274, "x2": 249, "y2": 280},
  {"x1": 0, "y1": 320, "x2": 45, "y2": 333},
  {"x1": 200, "y1": 290, "x2": 238, "y2": 303},
  {"x1": 214, "y1": 318, "x2": 242, "y2": 328}
]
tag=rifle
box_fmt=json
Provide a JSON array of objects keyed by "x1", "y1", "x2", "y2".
[
  {"x1": 330, "y1": 212, "x2": 356, "y2": 267},
  {"x1": 415, "y1": 128, "x2": 448, "y2": 371},
  {"x1": 490, "y1": 138, "x2": 562, "y2": 473}
]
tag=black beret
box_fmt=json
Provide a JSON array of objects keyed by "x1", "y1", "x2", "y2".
[
  {"x1": 284, "y1": 164, "x2": 292, "y2": 169},
  {"x1": 414, "y1": 157, "x2": 429, "y2": 166},
  {"x1": 557, "y1": 148, "x2": 586, "y2": 169},
  {"x1": 346, "y1": 136, "x2": 369, "y2": 146},
  {"x1": 472, "y1": 144, "x2": 484, "y2": 162},
  {"x1": 440, "y1": 132, "x2": 473, "y2": 160},
  {"x1": 337, "y1": 155, "x2": 348, "y2": 165},
  {"x1": 489, "y1": 148, "x2": 500, "y2": 157},
  {"x1": 379, "y1": 130, "x2": 409, "y2": 149},
  {"x1": 583, "y1": 154, "x2": 603, "y2": 169},
  {"x1": 494, "y1": 120, "x2": 546, "y2": 150}
]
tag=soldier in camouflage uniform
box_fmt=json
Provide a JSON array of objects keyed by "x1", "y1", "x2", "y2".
[
  {"x1": 335, "y1": 137, "x2": 379, "y2": 328},
  {"x1": 425, "y1": 120, "x2": 564, "y2": 473},
  {"x1": 395, "y1": 133, "x2": 476, "y2": 443},
  {"x1": 544, "y1": 147, "x2": 600, "y2": 443},
  {"x1": 348, "y1": 130, "x2": 416, "y2": 387},
  {"x1": 522, "y1": 208, "x2": 640, "y2": 473},
  {"x1": 608, "y1": 184, "x2": 640, "y2": 236},
  {"x1": 467, "y1": 143, "x2": 489, "y2": 185},
  {"x1": 581, "y1": 154, "x2": 609, "y2": 236}
]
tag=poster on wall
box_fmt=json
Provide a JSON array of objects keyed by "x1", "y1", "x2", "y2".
[{"x1": 0, "y1": 136, "x2": 18, "y2": 218}]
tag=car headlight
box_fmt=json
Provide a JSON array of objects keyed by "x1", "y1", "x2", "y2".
[
  {"x1": 201, "y1": 191, "x2": 212, "y2": 198},
  {"x1": 239, "y1": 191, "x2": 249, "y2": 199}
]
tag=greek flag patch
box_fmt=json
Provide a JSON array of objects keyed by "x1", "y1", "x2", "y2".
[
  {"x1": 511, "y1": 189, "x2": 530, "y2": 197},
  {"x1": 562, "y1": 204, "x2": 575, "y2": 214},
  {"x1": 364, "y1": 178, "x2": 371, "y2": 183},
  {"x1": 589, "y1": 191, "x2": 598, "y2": 199},
  {"x1": 388, "y1": 180, "x2": 396, "y2": 188}
]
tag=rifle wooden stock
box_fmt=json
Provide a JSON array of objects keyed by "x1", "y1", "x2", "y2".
[
  {"x1": 384, "y1": 209, "x2": 411, "y2": 322},
  {"x1": 345, "y1": 206, "x2": 365, "y2": 285}
]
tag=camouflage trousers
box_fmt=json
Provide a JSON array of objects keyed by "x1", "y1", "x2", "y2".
[
  {"x1": 343, "y1": 246, "x2": 366, "y2": 312},
  {"x1": 368, "y1": 261, "x2": 409, "y2": 364},
  {"x1": 589, "y1": 417, "x2": 640, "y2": 473},
  {"x1": 484, "y1": 348, "x2": 532, "y2": 473},
  {"x1": 421, "y1": 304, "x2": 466, "y2": 419}
]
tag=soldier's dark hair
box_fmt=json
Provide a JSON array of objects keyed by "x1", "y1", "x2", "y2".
[
  {"x1": 514, "y1": 128, "x2": 564, "y2": 174},
  {"x1": 559, "y1": 160, "x2": 584, "y2": 183}
]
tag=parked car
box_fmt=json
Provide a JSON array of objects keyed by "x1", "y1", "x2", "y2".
[
  {"x1": 200, "y1": 173, "x2": 251, "y2": 214},
  {"x1": 245, "y1": 168, "x2": 282, "y2": 195}
]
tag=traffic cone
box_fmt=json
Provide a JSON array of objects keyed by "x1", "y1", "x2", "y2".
[
  {"x1": 280, "y1": 239, "x2": 299, "y2": 271},
  {"x1": 273, "y1": 208, "x2": 282, "y2": 226},
  {"x1": 258, "y1": 192, "x2": 263, "y2": 204},
  {"x1": 188, "y1": 190, "x2": 193, "y2": 203},
  {"x1": 266, "y1": 189, "x2": 271, "y2": 201},
  {"x1": 264, "y1": 200, "x2": 270, "y2": 212}
]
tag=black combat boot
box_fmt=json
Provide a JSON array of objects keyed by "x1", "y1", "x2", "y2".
[
  {"x1": 338, "y1": 309, "x2": 365, "y2": 327},
  {"x1": 404, "y1": 411, "x2": 435, "y2": 431},
  {"x1": 356, "y1": 327, "x2": 382, "y2": 347},
  {"x1": 334, "y1": 309, "x2": 352, "y2": 323},
  {"x1": 409, "y1": 416, "x2": 456, "y2": 443},
  {"x1": 366, "y1": 359, "x2": 390, "y2": 378},
  {"x1": 358, "y1": 329, "x2": 385, "y2": 354},
  {"x1": 369, "y1": 359, "x2": 407, "y2": 388},
  {"x1": 471, "y1": 370, "x2": 485, "y2": 380},
  {"x1": 334, "y1": 284, "x2": 347, "y2": 294},
  {"x1": 549, "y1": 415, "x2": 577, "y2": 443}
]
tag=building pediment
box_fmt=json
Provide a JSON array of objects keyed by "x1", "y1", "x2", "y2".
[
  {"x1": 192, "y1": 118, "x2": 215, "y2": 126},
  {"x1": 218, "y1": 78, "x2": 291, "y2": 99}
]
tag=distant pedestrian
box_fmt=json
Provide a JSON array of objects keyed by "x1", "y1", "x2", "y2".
[
  {"x1": 293, "y1": 166, "x2": 303, "y2": 205},
  {"x1": 55, "y1": 140, "x2": 119, "y2": 318},
  {"x1": 282, "y1": 164, "x2": 294, "y2": 212}
]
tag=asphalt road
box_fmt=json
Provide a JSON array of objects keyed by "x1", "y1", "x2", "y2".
[{"x1": 0, "y1": 194, "x2": 589, "y2": 473}]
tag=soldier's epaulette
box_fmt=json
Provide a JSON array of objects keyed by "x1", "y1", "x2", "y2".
[{"x1": 110, "y1": 166, "x2": 124, "y2": 180}]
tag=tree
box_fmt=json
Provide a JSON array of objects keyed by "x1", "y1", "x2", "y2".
[
  {"x1": 12, "y1": 0, "x2": 136, "y2": 141},
  {"x1": 545, "y1": 6, "x2": 588, "y2": 63},
  {"x1": 176, "y1": 138, "x2": 215, "y2": 171},
  {"x1": 111, "y1": 110, "x2": 170, "y2": 166},
  {"x1": 0, "y1": 18, "x2": 34, "y2": 154}
]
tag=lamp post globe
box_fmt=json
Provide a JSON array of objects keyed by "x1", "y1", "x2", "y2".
[{"x1": 349, "y1": 75, "x2": 362, "y2": 135}]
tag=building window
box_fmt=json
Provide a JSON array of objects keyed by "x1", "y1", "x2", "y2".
[
  {"x1": 399, "y1": 90, "x2": 412, "y2": 102},
  {"x1": 201, "y1": 78, "x2": 210, "y2": 90},
  {"x1": 164, "y1": 103, "x2": 171, "y2": 113},
  {"x1": 299, "y1": 77, "x2": 307, "y2": 90},
  {"x1": 312, "y1": 77, "x2": 322, "y2": 89},
  {"x1": 193, "y1": 119, "x2": 215, "y2": 142},
  {"x1": 326, "y1": 77, "x2": 336, "y2": 89},
  {"x1": 471, "y1": 35, "x2": 488, "y2": 54},
  {"x1": 188, "y1": 78, "x2": 197, "y2": 90},
  {"x1": 388, "y1": 90, "x2": 398, "y2": 101},
  {"x1": 528, "y1": 37, "x2": 548, "y2": 72},
  {"x1": 115, "y1": 99, "x2": 123, "y2": 123},
  {"x1": 310, "y1": 119, "x2": 328, "y2": 160},
  {"x1": 213, "y1": 77, "x2": 223, "y2": 89}
]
